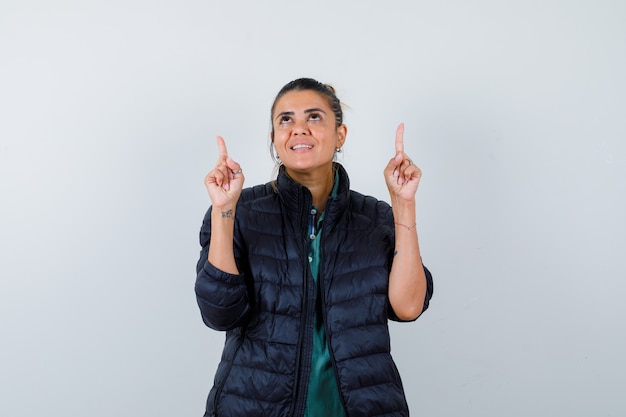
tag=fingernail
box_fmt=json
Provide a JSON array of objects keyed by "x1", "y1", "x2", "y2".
[{"x1": 393, "y1": 169, "x2": 399, "y2": 178}]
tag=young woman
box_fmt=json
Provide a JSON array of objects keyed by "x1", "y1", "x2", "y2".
[{"x1": 196, "y1": 78, "x2": 433, "y2": 417}]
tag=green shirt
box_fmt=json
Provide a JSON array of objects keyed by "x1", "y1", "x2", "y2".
[{"x1": 304, "y1": 174, "x2": 346, "y2": 417}]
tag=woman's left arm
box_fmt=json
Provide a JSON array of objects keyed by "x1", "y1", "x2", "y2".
[{"x1": 384, "y1": 123, "x2": 428, "y2": 321}]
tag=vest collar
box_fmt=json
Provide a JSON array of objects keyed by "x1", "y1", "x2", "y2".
[{"x1": 275, "y1": 163, "x2": 351, "y2": 229}]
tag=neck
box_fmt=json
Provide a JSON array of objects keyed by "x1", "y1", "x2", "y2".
[{"x1": 286, "y1": 165, "x2": 335, "y2": 212}]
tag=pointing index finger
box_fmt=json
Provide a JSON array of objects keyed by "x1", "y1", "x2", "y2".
[
  {"x1": 216, "y1": 135, "x2": 228, "y2": 159},
  {"x1": 395, "y1": 123, "x2": 405, "y2": 155}
]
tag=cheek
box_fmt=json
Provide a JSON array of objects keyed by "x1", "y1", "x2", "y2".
[
  {"x1": 273, "y1": 130, "x2": 289, "y2": 145},
  {"x1": 272, "y1": 133, "x2": 291, "y2": 155},
  {"x1": 313, "y1": 128, "x2": 336, "y2": 145}
]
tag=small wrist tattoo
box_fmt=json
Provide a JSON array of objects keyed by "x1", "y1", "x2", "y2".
[{"x1": 221, "y1": 209, "x2": 233, "y2": 219}]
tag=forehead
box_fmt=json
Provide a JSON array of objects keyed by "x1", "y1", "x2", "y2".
[{"x1": 273, "y1": 90, "x2": 332, "y2": 113}]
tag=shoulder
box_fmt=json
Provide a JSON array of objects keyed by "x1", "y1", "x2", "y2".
[
  {"x1": 238, "y1": 182, "x2": 278, "y2": 206},
  {"x1": 239, "y1": 181, "x2": 275, "y2": 200},
  {"x1": 335, "y1": 164, "x2": 392, "y2": 225},
  {"x1": 200, "y1": 182, "x2": 277, "y2": 232},
  {"x1": 236, "y1": 181, "x2": 282, "y2": 222},
  {"x1": 347, "y1": 190, "x2": 393, "y2": 224}
]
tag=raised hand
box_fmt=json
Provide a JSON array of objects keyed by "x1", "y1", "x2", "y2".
[
  {"x1": 204, "y1": 136, "x2": 244, "y2": 209},
  {"x1": 384, "y1": 123, "x2": 422, "y2": 202}
]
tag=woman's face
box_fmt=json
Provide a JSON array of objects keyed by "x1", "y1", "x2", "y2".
[{"x1": 272, "y1": 90, "x2": 346, "y2": 176}]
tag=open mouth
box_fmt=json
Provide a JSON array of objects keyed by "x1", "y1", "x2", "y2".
[{"x1": 291, "y1": 144, "x2": 313, "y2": 150}]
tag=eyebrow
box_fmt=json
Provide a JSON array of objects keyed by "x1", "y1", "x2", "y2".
[{"x1": 275, "y1": 108, "x2": 327, "y2": 121}]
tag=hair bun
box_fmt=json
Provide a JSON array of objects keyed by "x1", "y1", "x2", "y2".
[{"x1": 324, "y1": 84, "x2": 337, "y2": 95}]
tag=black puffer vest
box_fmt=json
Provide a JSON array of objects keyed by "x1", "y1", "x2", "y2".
[{"x1": 196, "y1": 164, "x2": 433, "y2": 417}]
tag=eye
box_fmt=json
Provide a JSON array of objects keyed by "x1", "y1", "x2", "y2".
[
  {"x1": 308, "y1": 113, "x2": 321, "y2": 121},
  {"x1": 280, "y1": 115, "x2": 292, "y2": 124}
]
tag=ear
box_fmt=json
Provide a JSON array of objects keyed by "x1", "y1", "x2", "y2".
[{"x1": 336, "y1": 124, "x2": 348, "y2": 148}]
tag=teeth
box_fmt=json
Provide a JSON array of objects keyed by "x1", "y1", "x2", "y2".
[{"x1": 292, "y1": 144, "x2": 312, "y2": 150}]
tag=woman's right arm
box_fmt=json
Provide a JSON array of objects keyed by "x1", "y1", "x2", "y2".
[
  {"x1": 195, "y1": 136, "x2": 247, "y2": 331},
  {"x1": 204, "y1": 135, "x2": 244, "y2": 272}
]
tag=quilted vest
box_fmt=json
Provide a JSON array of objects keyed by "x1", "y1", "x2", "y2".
[{"x1": 196, "y1": 164, "x2": 433, "y2": 417}]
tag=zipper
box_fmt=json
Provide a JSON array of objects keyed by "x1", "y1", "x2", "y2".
[
  {"x1": 290, "y1": 261, "x2": 308, "y2": 417},
  {"x1": 318, "y1": 205, "x2": 350, "y2": 416},
  {"x1": 290, "y1": 196, "x2": 315, "y2": 417}
]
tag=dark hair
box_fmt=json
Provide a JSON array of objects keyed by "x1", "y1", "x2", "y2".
[{"x1": 270, "y1": 77, "x2": 343, "y2": 139}]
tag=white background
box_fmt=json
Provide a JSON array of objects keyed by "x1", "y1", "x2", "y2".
[{"x1": 1, "y1": 1, "x2": 624, "y2": 416}]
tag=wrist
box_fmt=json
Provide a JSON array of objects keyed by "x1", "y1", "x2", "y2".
[
  {"x1": 212, "y1": 206, "x2": 236, "y2": 221},
  {"x1": 391, "y1": 201, "x2": 415, "y2": 222},
  {"x1": 394, "y1": 221, "x2": 416, "y2": 231},
  {"x1": 390, "y1": 194, "x2": 415, "y2": 208}
]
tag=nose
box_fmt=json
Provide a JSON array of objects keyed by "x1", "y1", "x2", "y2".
[{"x1": 293, "y1": 119, "x2": 309, "y2": 135}]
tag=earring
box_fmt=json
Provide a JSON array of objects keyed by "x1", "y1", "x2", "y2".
[
  {"x1": 271, "y1": 144, "x2": 281, "y2": 162},
  {"x1": 335, "y1": 147, "x2": 342, "y2": 153}
]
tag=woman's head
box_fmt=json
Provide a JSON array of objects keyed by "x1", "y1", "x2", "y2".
[
  {"x1": 269, "y1": 78, "x2": 347, "y2": 174},
  {"x1": 270, "y1": 78, "x2": 343, "y2": 140}
]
